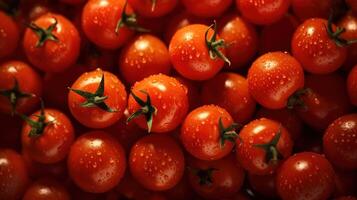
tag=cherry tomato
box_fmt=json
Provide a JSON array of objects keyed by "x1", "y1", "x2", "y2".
[
  {"x1": 218, "y1": 13, "x2": 258, "y2": 69},
  {"x1": 128, "y1": 0, "x2": 177, "y2": 18},
  {"x1": 236, "y1": 118, "x2": 293, "y2": 175},
  {"x1": 127, "y1": 74, "x2": 188, "y2": 133},
  {"x1": 323, "y1": 114, "x2": 357, "y2": 170},
  {"x1": 68, "y1": 131, "x2": 126, "y2": 193},
  {"x1": 292, "y1": 18, "x2": 347, "y2": 74},
  {"x1": 0, "y1": 60, "x2": 42, "y2": 115},
  {"x1": 129, "y1": 134, "x2": 185, "y2": 191},
  {"x1": 0, "y1": 11, "x2": 19, "y2": 58},
  {"x1": 23, "y1": 178, "x2": 70, "y2": 200},
  {"x1": 169, "y1": 23, "x2": 228, "y2": 80},
  {"x1": 259, "y1": 14, "x2": 299, "y2": 54},
  {"x1": 21, "y1": 108, "x2": 75, "y2": 164},
  {"x1": 291, "y1": 0, "x2": 333, "y2": 21},
  {"x1": 0, "y1": 149, "x2": 29, "y2": 200},
  {"x1": 276, "y1": 152, "x2": 335, "y2": 200},
  {"x1": 339, "y1": 12, "x2": 357, "y2": 71},
  {"x1": 201, "y1": 72, "x2": 256, "y2": 124},
  {"x1": 187, "y1": 155, "x2": 245, "y2": 199},
  {"x1": 68, "y1": 69, "x2": 127, "y2": 129},
  {"x1": 247, "y1": 52, "x2": 304, "y2": 109},
  {"x1": 296, "y1": 73, "x2": 352, "y2": 131},
  {"x1": 248, "y1": 173, "x2": 277, "y2": 199},
  {"x1": 236, "y1": 0, "x2": 290, "y2": 25},
  {"x1": 347, "y1": 65, "x2": 357, "y2": 106},
  {"x1": 23, "y1": 13, "x2": 80, "y2": 73},
  {"x1": 181, "y1": 105, "x2": 237, "y2": 161},
  {"x1": 82, "y1": 0, "x2": 135, "y2": 49},
  {"x1": 182, "y1": 0, "x2": 232, "y2": 18},
  {"x1": 119, "y1": 34, "x2": 171, "y2": 85}
]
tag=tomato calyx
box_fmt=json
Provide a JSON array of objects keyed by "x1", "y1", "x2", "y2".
[
  {"x1": 20, "y1": 100, "x2": 51, "y2": 138},
  {"x1": 253, "y1": 128, "x2": 282, "y2": 165},
  {"x1": 68, "y1": 74, "x2": 117, "y2": 113},
  {"x1": 287, "y1": 88, "x2": 311, "y2": 110},
  {"x1": 27, "y1": 18, "x2": 59, "y2": 48},
  {"x1": 218, "y1": 117, "x2": 239, "y2": 147},
  {"x1": 0, "y1": 78, "x2": 35, "y2": 115},
  {"x1": 115, "y1": 0, "x2": 150, "y2": 34},
  {"x1": 326, "y1": 14, "x2": 357, "y2": 47},
  {"x1": 151, "y1": 0, "x2": 157, "y2": 11},
  {"x1": 190, "y1": 167, "x2": 218, "y2": 186},
  {"x1": 127, "y1": 90, "x2": 157, "y2": 132},
  {"x1": 205, "y1": 21, "x2": 231, "y2": 66}
]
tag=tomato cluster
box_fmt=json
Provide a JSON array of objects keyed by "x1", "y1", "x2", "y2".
[{"x1": 0, "y1": 0, "x2": 357, "y2": 200}]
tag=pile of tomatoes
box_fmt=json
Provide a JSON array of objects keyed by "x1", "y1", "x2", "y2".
[{"x1": 1, "y1": 0, "x2": 357, "y2": 199}]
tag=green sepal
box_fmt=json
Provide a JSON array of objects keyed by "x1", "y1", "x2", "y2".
[
  {"x1": 253, "y1": 128, "x2": 283, "y2": 165},
  {"x1": 27, "y1": 18, "x2": 59, "y2": 48},
  {"x1": 189, "y1": 167, "x2": 219, "y2": 186},
  {"x1": 205, "y1": 21, "x2": 231, "y2": 66},
  {"x1": 326, "y1": 13, "x2": 357, "y2": 47},
  {"x1": 287, "y1": 88, "x2": 312, "y2": 110},
  {"x1": 218, "y1": 117, "x2": 240, "y2": 148}
]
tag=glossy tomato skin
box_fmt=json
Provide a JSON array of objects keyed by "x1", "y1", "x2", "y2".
[
  {"x1": 339, "y1": 13, "x2": 357, "y2": 71},
  {"x1": 236, "y1": 118, "x2": 293, "y2": 175},
  {"x1": 0, "y1": 149, "x2": 29, "y2": 200},
  {"x1": 129, "y1": 134, "x2": 185, "y2": 191},
  {"x1": 323, "y1": 114, "x2": 357, "y2": 170},
  {"x1": 248, "y1": 173, "x2": 278, "y2": 199},
  {"x1": 347, "y1": 65, "x2": 357, "y2": 106},
  {"x1": 0, "y1": 11, "x2": 19, "y2": 58},
  {"x1": 291, "y1": 0, "x2": 332, "y2": 21},
  {"x1": 23, "y1": 13, "x2": 80, "y2": 73},
  {"x1": 218, "y1": 13, "x2": 258, "y2": 69},
  {"x1": 119, "y1": 34, "x2": 171, "y2": 85},
  {"x1": 82, "y1": 0, "x2": 134, "y2": 49},
  {"x1": 127, "y1": 74, "x2": 188, "y2": 133},
  {"x1": 128, "y1": 0, "x2": 177, "y2": 18},
  {"x1": 182, "y1": 0, "x2": 232, "y2": 18},
  {"x1": 21, "y1": 109, "x2": 75, "y2": 164},
  {"x1": 187, "y1": 155, "x2": 245, "y2": 199},
  {"x1": 23, "y1": 178, "x2": 70, "y2": 200},
  {"x1": 247, "y1": 52, "x2": 304, "y2": 109},
  {"x1": 68, "y1": 131, "x2": 126, "y2": 193},
  {"x1": 0, "y1": 60, "x2": 42, "y2": 115},
  {"x1": 181, "y1": 105, "x2": 236, "y2": 161},
  {"x1": 297, "y1": 74, "x2": 352, "y2": 131},
  {"x1": 236, "y1": 0, "x2": 290, "y2": 25},
  {"x1": 201, "y1": 72, "x2": 256, "y2": 124},
  {"x1": 68, "y1": 69, "x2": 127, "y2": 129},
  {"x1": 276, "y1": 152, "x2": 335, "y2": 200},
  {"x1": 169, "y1": 24, "x2": 225, "y2": 81},
  {"x1": 292, "y1": 18, "x2": 347, "y2": 74}
]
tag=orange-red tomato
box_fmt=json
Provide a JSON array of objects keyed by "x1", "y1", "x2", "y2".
[
  {"x1": 0, "y1": 11, "x2": 19, "y2": 58},
  {"x1": 128, "y1": 0, "x2": 177, "y2": 18},
  {"x1": 291, "y1": 0, "x2": 333, "y2": 21}
]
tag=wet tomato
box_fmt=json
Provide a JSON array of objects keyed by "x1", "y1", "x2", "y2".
[
  {"x1": 128, "y1": 0, "x2": 177, "y2": 18},
  {"x1": 23, "y1": 178, "x2": 70, "y2": 200}
]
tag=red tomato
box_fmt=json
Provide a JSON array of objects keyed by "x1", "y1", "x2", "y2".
[
  {"x1": 247, "y1": 52, "x2": 304, "y2": 109},
  {"x1": 218, "y1": 13, "x2": 258, "y2": 69},
  {"x1": 187, "y1": 155, "x2": 245, "y2": 199},
  {"x1": 201, "y1": 72, "x2": 256, "y2": 124},
  {"x1": 259, "y1": 14, "x2": 299, "y2": 54},
  {"x1": 0, "y1": 149, "x2": 29, "y2": 200},
  {"x1": 248, "y1": 173, "x2": 277, "y2": 199},
  {"x1": 296, "y1": 73, "x2": 352, "y2": 131},
  {"x1": 82, "y1": 0, "x2": 135, "y2": 49},
  {"x1": 181, "y1": 105, "x2": 237, "y2": 161},
  {"x1": 236, "y1": 0, "x2": 290, "y2": 25},
  {"x1": 129, "y1": 134, "x2": 185, "y2": 191},
  {"x1": 127, "y1": 74, "x2": 188, "y2": 133},
  {"x1": 0, "y1": 11, "x2": 19, "y2": 58},
  {"x1": 276, "y1": 152, "x2": 335, "y2": 200},
  {"x1": 169, "y1": 23, "x2": 228, "y2": 80},
  {"x1": 236, "y1": 118, "x2": 293, "y2": 175},
  {"x1": 256, "y1": 108, "x2": 303, "y2": 141},
  {"x1": 347, "y1": 65, "x2": 357, "y2": 106},
  {"x1": 292, "y1": 18, "x2": 347, "y2": 74},
  {"x1": 323, "y1": 114, "x2": 357, "y2": 170},
  {"x1": 0, "y1": 60, "x2": 42, "y2": 115},
  {"x1": 68, "y1": 131, "x2": 126, "y2": 193},
  {"x1": 68, "y1": 69, "x2": 127, "y2": 129},
  {"x1": 182, "y1": 0, "x2": 232, "y2": 18},
  {"x1": 339, "y1": 12, "x2": 357, "y2": 71},
  {"x1": 23, "y1": 178, "x2": 70, "y2": 200},
  {"x1": 119, "y1": 34, "x2": 171, "y2": 85},
  {"x1": 291, "y1": 0, "x2": 333, "y2": 21},
  {"x1": 23, "y1": 13, "x2": 80, "y2": 73},
  {"x1": 128, "y1": 0, "x2": 177, "y2": 18},
  {"x1": 21, "y1": 108, "x2": 75, "y2": 164}
]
